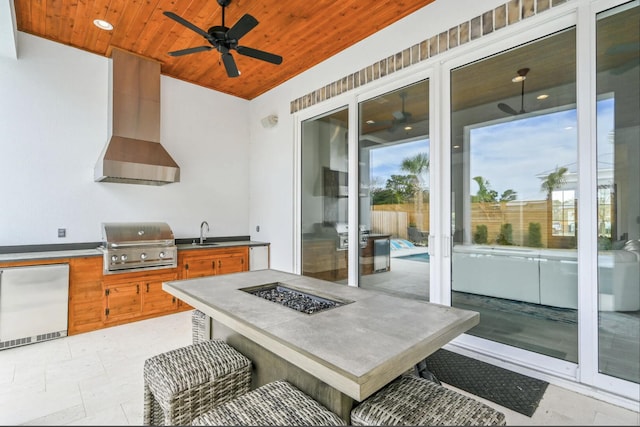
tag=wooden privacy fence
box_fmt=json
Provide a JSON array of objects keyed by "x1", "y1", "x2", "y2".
[
  {"x1": 370, "y1": 200, "x2": 573, "y2": 248},
  {"x1": 371, "y1": 210, "x2": 409, "y2": 239}
]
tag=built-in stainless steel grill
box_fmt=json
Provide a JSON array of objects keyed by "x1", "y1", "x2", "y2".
[
  {"x1": 99, "y1": 222, "x2": 177, "y2": 274},
  {"x1": 335, "y1": 222, "x2": 369, "y2": 251}
]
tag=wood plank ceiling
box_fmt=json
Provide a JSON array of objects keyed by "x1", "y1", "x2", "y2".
[{"x1": 14, "y1": 0, "x2": 436, "y2": 100}]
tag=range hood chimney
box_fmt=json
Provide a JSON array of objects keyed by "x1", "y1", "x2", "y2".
[{"x1": 94, "y1": 48, "x2": 180, "y2": 185}]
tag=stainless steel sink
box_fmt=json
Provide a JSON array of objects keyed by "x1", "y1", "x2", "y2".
[{"x1": 195, "y1": 242, "x2": 218, "y2": 247}]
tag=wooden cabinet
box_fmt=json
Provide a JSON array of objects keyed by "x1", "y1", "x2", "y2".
[
  {"x1": 103, "y1": 269, "x2": 178, "y2": 324},
  {"x1": 302, "y1": 239, "x2": 347, "y2": 281},
  {"x1": 142, "y1": 272, "x2": 179, "y2": 315},
  {"x1": 180, "y1": 247, "x2": 249, "y2": 279},
  {"x1": 4, "y1": 244, "x2": 254, "y2": 335},
  {"x1": 68, "y1": 256, "x2": 104, "y2": 335},
  {"x1": 104, "y1": 279, "x2": 142, "y2": 323}
]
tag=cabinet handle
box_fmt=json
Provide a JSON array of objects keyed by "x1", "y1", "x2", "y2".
[
  {"x1": 212, "y1": 261, "x2": 215, "y2": 270},
  {"x1": 146, "y1": 283, "x2": 149, "y2": 292},
  {"x1": 218, "y1": 260, "x2": 222, "y2": 268},
  {"x1": 137, "y1": 284, "x2": 139, "y2": 294}
]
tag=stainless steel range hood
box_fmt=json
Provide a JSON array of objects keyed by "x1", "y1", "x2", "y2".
[{"x1": 94, "y1": 48, "x2": 180, "y2": 185}]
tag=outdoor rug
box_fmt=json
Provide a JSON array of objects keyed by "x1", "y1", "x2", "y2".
[{"x1": 423, "y1": 349, "x2": 549, "y2": 417}]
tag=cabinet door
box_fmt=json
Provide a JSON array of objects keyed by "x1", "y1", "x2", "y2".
[
  {"x1": 104, "y1": 282, "x2": 142, "y2": 323},
  {"x1": 68, "y1": 257, "x2": 104, "y2": 335},
  {"x1": 142, "y1": 273, "x2": 178, "y2": 315},
  {"x1": 183, "y1": 256, "x2": 217, "y2": 279},
  {"x1": 181, "y1": 247, "x2": 249, "y2": 278},
  {"x1": 216, "y1": 252, "x2": 247, "y2": 275}
]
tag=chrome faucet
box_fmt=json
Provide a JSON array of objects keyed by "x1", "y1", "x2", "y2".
[{"x1": 200, "y1": 221, "x2": 209, "y2": 244}]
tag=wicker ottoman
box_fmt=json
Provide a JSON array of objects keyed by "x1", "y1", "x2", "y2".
[
  {"x1": 351, "y1": 374, "x2": 506, "y2": 426},
  {"x1": 192, "y1": 309, "x2": 209, "y2": 344},
  {"x1": 143, "y1": 339, "x2": 252, "y2": 426},
  {"x1": 191, "y1": 380, "x2": 347, "y2": 426}
]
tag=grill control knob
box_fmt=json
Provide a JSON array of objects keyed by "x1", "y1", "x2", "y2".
[
  {"x1": 120, "y1": 254, "x2": 128, "y2": 261},
  {"x1": 140, "y1": 253, "x2": 148, "y2": 260},
  {"x1": 159, "y1": 252, "x2": 166, "y2": 259},
  {"x1": 111, "y1": 255, "x2": 118, "y2": 263}
]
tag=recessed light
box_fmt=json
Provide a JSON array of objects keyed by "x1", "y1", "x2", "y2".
[
  {"x1": 512, "y1": 75, "x2": 526, "y2": 83},
  {"x1": 537, "y1": 94, "x2": 549, "y2": 100},
  {"x1": 366, "y1": 120, "x2": 375, "y2": 125},
  {"x1": 93, "y1": 19, "x2": 113, "y2": 31},
  {"x1": 404, "y1": 126, "x2": 412, "y2": 131}
]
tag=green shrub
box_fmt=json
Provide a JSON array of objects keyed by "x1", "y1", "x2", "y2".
[
  {"x1": 496, "y1": 223, "x2": 513, "y2": 245},
  {"x1": 473, "y1": 224, "x2": 488, "y2": 244},
  {"x1": 528, "y1": 222, "x2": 542, "y2": 247}
]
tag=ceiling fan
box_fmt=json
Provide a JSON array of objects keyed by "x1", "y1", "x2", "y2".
[
  {"x1": 163, "y1": 0, "x2": 283, "y2": 78},
  {"x1": 371, "y1": 92, "x2": 416, "y2": 132},
  {"x1": 498, "y1": 67, "x2": 530, "y2": 115}
]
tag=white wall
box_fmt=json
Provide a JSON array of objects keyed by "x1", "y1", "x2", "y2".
[{"x1": 0, "y1": 33, "x2": 250, "y2": 245}]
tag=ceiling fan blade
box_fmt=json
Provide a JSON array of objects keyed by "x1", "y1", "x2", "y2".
[
  {"x1": 392, "y1": 110, "x2": 405, "y2": 120},
  {"x1": 227, "y1": 14, "x2": 259, "y2": 42},
  {"x1": 168, "y1": 46, "x2": 213, "y2": 57},
  {"x1": 163, "y1": 11, "x2": 211, "y2": 39},
  {"x1": 498, "y1": 102, "x2": 518, "y2": 115},
  {"x1": 610, "y1": 58, "x2": 639, "y2": 75},
  {"x1": 606, "y1": 41, "x2": 640, "y2": 55},
  {"x1": 236, "y1": 46, "x2": 283, "y2": 65},
  {"x1": 222, "y1": 52, "x2": 240, "y2": 77}
]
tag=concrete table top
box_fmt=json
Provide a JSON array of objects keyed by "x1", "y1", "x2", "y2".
[{"x1": 163, "y1": 269, "x2": 479, "y2": 402}]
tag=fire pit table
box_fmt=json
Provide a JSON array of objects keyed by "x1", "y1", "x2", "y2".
[{"x1": 163, "y1": 269, "x2": 478, "y2": 424}]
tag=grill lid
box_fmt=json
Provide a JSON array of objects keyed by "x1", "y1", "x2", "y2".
[{"x1": 101, "y1": 222, "x2": 175, "y2": 247}]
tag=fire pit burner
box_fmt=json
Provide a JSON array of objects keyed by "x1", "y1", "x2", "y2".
[{"x1": 241, "y1": 283, "x2": 350, "y2": 314}]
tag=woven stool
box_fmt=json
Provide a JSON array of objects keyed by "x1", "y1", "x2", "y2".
[
  {"x1": 351, "y1": 374, "x2": 506, "y2": 426},
  {"x1": 143, "y1": 339, "x2": 252, "y2": 426},
  {"x1": 191, "y1": 380, "x2": 347, "y2": 426},
  {"x1": 192, "y1": 309, "x2": 208, "y2": 344}
]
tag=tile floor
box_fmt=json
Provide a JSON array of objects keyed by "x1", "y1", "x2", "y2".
[{"x1": 0, "y1": 310, "x2": 638, "y2": 426}]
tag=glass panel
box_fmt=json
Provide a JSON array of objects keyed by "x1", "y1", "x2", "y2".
[
  {"x1": 450, "y1": 28, "x2": 579, "y2": 362},
  {"x1": 596, "y1": 1, "x2": 640, "y2": 383},
  {"x1": 358, "y1": 81, "x2": 430, "y2": 299},
  {"x1": 301, "y1": 107, "x2": 349, "y2": 283}
]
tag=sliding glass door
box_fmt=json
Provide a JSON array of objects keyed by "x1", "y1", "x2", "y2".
[
  {"x1": 300, "y1": 107, "x2": 350, "y2": 283},
  {"x1": 357, "y1": 81, "x2": 430, "y2": 300},
  {"x1": 450, "y1": 28, "x2": 579, "y2": 362},
  {"x1": 595, "y1": 1, "x2": 639, "y2": 384}
]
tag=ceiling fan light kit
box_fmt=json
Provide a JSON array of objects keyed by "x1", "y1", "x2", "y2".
[
  {"x1": 498, "y1": 67, "x2": 530, "y2": 115},
  {"x1": 163, "y1": 0, "x2": 282, "y2": 78}
]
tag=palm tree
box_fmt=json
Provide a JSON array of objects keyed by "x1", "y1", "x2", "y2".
[
  {"x1": 400, "y1": 153, "x2": 429, "y2": 218},
  {"x1": 540, "y1": 166, "x2": 568, "y2": 245},
  {"x1": 541, "y1": 166, "x2": 568, "y2": 198}
]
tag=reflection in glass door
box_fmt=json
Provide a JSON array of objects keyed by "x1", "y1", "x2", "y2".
[
  {"x1": 450, "y1": 28, "x2": 579, "y2": 362},
  {"x1": 301, "y1": 107, "x2": 350, "y2": 283},
  {"x1": 358, "y1": 81, "x2": 430, "y2": 299},
  {"x1": 596, "y1": 1, "x2": 639, "y2": 384}
]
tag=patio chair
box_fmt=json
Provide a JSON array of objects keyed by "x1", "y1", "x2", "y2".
[
  {"x1": 191, "y1": 379, "x2": 346, "y2": 426},
  {"x1": 407, "y1": 226, "x2": 429, "y2": 246},
  {"x1": 143, "y1": 339, "x2": 252, "y2": 425},
  {"x1": 351, "y1": 373, "x2": 506, "y2": 426}
]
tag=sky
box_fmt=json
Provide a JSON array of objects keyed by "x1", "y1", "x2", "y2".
[
  {"x1": 369, "y1": 140, "x2": 430, "y2": 189},
  {"x1": 370, "y1": 98, "x2": 614, "y2": 202}
]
